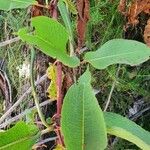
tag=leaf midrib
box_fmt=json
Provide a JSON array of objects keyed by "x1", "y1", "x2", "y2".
[
  {"x1": 21, "y1": 30, "x2": 66, "y2": 56},
  {"x1": 81, "y1": 84, "x2": 85, "y2": 150},
  {"x1": 35, "y1": 34, "x2": 59, "y2": 54},
  {"x1": 86, "y1": 51, "x2": 149, "y2": 62},
  {"x1": 0, "y1": 133, "x2": 37, "y2": 149}
]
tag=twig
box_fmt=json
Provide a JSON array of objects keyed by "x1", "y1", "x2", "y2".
[
  {"x1": 30, "y1": 47, "x2": 49, "y2": 128},
  {"x1": 104, "y1": 65, "x2": 121, "y2": 111},
  {"x1": 0, "y1": 74, "x2": 47, "y2": 124},
  {"x1": 0, "y1": 37, "x2": 20, "y2": 47},
  {"x1": 0, "y1": 99, "x2": 54, "y2": 129},
  {"x1": 104, "y1": 81, "x2": 116, "y2": 111},
  {"x1": 34, "y1": 3, "x2": 50, "y2": 9},
  {"x1": 33, "y1": 137, "x2": 57, "y2": 149},
  {"x1": 130, "y1": 106, "x2": 150, "y2": 121}
]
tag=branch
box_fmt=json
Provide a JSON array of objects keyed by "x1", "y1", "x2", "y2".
[
  {"x1": 0, "y1": 99, "x2": 53, "y2": 129},
  {"x1": 0, "y1": 74, "x2": 47, "y2": 124},
  {"x1": 30, "y1": 47, "x2": 49, "y2": 128},
  {"x1": 33, "y1": 137, "x2": 57, "y2": 149},
  {"x1": 104, "y1": 65, "x2": 121, "y2": 111},
  {"x1": 0, "y1": 37, "x2": 20, "y2": 47}
]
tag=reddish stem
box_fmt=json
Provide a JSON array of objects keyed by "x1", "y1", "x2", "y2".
[
  {"x1": 56, "y1": 62, "x2": 63, "y2": 116},
  {"x1": 50, "y1": 0, "x2": 64, "y2": 146},
  {"x1": 49, "y1": 0, "x2": 58, "y2": 19}
]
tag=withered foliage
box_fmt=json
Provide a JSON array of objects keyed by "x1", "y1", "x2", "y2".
[
  {"x1": 118, "y1": 0, "x2": 126, "y2": 15},
  {"x1": 31, "y1": 0, "x2": 44, "y2": 16},
  {"x1": 144, "y1": 19, "x2": 150, "y2": 47},
  {"x1": 76, "y1": 0, "x2": 90, "y2": 52},
  {"x1": 118, "y1": 0, "x2": 150, "y2": 46},
  {"x1": 118, "y1": 0, "x2": 150, "y2": 25}
]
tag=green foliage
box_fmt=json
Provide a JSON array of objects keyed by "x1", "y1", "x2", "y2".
[
  {"x1": 58, "y1": 0, "x2": 74, "y2": 43},
  {"x1": 61, "y1": 69, "x2": 107, "y2": 150},
  {"x1": 0, "y1": 121, "x2": 40, "y2": 150},
  {"x1": 18, "y1": 16, "x2": 80, "y2": 67},
  {"x1": 0, "y1": 0, "x2": 36, "y2": 11},
  {"x1": 87, "y1": 0, "x2": 123, "y2": 48},
  {"x1": 63, "y1": 0, "x2": 77, "y2": 15},
  {"x1": 104, "y1": 112, "x2": 150, "y2": 150},
  {"x1": 84, "y1": 39, "x2": 150, "y2": 69}
]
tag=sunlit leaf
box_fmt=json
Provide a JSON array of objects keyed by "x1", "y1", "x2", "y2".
[
  {"x1": 0, "y1": 0, "x2": 37, "y2": 11},
  {"x1": 0, "y1": 121, "x2": 40, "y2": 150},
  {"x1": 104, "y1": 112, "x2": 150, "y2": 150}
]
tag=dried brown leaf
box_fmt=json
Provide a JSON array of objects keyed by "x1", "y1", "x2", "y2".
[
  {"x1": 118, "y1": 0, "x2": 150, "y2": 26},
  {"x1": 144, "y1": 19, "x2": 150, "y2": 47},
  {"x1": 76, "y1": 0, "x2": 90, "y2": 52},
  {"x1": 31, "y1": 0, "x2": 44, "y2": 17},
  {"x1": 118, "y1": 0, "x2": 126, "y2": 15}
]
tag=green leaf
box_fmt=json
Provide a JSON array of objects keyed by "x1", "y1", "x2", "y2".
[
  {"x1": 84, "y1": 39, "x2": 150, "y2": 69},
  {"x1": 58, "y1": 0, "x2": 74, "y2": 43},
  {"x1": 104, "y1": 112, "x2": 150, "y2": 150},
  {"x1": 18, "y1": 16, "x2": 80, "y2": 67},
  {"x1": 0, "y1": 121, "x2": 40, "y2": 150},
  {"x1": 0, "y1": 0, "x2": 37, "y2": 11},
  {"x1": 58, "y1": 0, "x2": 75, "y2": 56},
  {"x1": 61, "y1": 69, "x2": 107, "y2": 150}
]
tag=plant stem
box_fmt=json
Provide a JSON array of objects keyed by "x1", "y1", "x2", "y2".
[
  {"x1": 34, "y1": 3, "x2": 49, "y2": 9},
  {"x1": 0, "y1": 37, "x2": 20, "y2": 47},
  {"x1": 33, "y1": 137, "x2": 57, "y2": 149},
  {"x1": 50, "y1": 0, "x2": 64, "y2": 145},
  {"x1": 30, "y1": 47, "x2": 49, "y2": 128},
  {"x1": 56, "y1": 62, "x2": 63, "y2": 116},
  {"x1": 41, "y1": 127, "x2": 53, "y2": 135},
  {"x1": 104, "y1": 65, "x2": 121, "y2": 111}
]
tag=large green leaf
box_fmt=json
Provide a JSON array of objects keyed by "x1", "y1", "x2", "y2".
[
  {"x1": 18, "y1": 16, "x2": 80, "y2": 67},
  {"x1": 61, "y1": 69, "x2": 107, "y2": 150},
  {"x1": 84, "y1": 39, "x2": 150, "y2": 69},
  {"x1": 0, "y1": 121, "x2": 40, "y2": 150},
  {"x1": 104, "y1": 112, "x2": 150, "y2": 150},
  {"x1": 0, "y1": 0, "x2": 36, "y2": 11}
]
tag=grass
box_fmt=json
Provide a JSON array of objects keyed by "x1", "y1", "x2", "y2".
[{"x1": 0, "y1": 9, "x2": 30, "y2": 110}]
